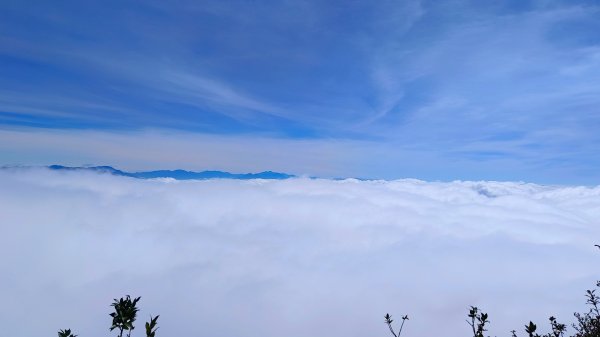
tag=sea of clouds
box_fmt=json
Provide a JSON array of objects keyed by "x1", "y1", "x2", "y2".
[{"x1": 1, "y1": 168, "x2": 599, "y2": 337}]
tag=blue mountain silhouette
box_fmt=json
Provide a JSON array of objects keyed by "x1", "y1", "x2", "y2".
[{"x1": 46, "y1": 165, "x2": 294, "y2": 180}]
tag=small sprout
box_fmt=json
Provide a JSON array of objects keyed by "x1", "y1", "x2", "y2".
[
  {"x1": 385, "y1": 313, "x2": 393, "y2": 324},
  {"x1": 384, "y1": 313, "x2": 408, "y2": 337},
  {"x1": 145, "y1": 315, "x2": 159, "y2": 337},
  {"x1": 525, "y1": 321, "x2": 537, "y2": 337}
]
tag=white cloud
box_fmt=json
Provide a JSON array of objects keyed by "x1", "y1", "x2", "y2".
[{"x1": 1, "y1": 169, "x2": 599, "y2": 337}]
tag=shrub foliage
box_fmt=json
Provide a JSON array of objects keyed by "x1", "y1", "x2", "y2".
[
  {"x1": 385, "y1": 245, "x2": 600, "y2": 337},
  {"x1": 58, "y1": 247, "x2": 600, "y2": 336},
  {"x1": 58, "y1": 296, "x2": 158, "y2": 337}
]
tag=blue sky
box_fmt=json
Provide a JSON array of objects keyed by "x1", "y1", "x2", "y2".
[{"x1": 1, "y1": 0, "x2": 600, "y2": 183}]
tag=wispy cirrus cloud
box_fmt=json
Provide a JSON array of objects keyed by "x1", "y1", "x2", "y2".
[{"x1": 1, "y1": 0, "x2": 600, "y2": 181}]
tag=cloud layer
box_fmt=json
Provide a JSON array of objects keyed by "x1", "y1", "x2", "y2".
[{"x1": 1, "y1": 169, "x2": 599, "y2": 337}]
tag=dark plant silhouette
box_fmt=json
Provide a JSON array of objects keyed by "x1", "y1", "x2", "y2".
[
  {"x1": 508, "y1": 317, "x2": 566, "y2": 337},
  {"x1": 384, "y1": 313, "x2": 409, "y2": 337},
  {"x1": 58, "y1": 295, "x2": 158, "y2": 337},
  {"x1": 58, "y1": 328, "x2": 77, "y2": 337},
  {"x1": 383, "y1": 245, "x2": 600, "y2": 337},
  {"x1": 467, "y1": 306, "x2": 490, "y2": 337},
  {"x1": 52, "y1": 248, "x2": 600, "y2": 337},
  {"x1": 145, "y1": 315, "x2": 159, "y2": 337},
  {"x1": 468, "y1": 244, "x2": 598, "y2": 337},
  {"x1": 548, "y1": 316, "x2": 567, "y2": 337},
  {"x1": 110, "y1": 295, "x2": 141, "y2": 337},
  {"x1": 525, "y1": 321, "x2": 538, "y2": 337},
  {"x1": 572, "y1": 282, "x2": 600, "y2": 337}
]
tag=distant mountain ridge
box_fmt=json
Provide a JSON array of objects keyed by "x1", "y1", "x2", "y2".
[{"x1": 45, "y1": 165, "x2": 294, "y2": 180}]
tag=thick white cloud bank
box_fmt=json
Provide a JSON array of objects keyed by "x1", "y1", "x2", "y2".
[{"x1": 1, "y1": 169, "x2": 599, "y2": 337}]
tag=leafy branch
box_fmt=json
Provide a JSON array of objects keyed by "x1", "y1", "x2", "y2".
[
  {"x1": 384, "y1": 313, "x2": 409, "y2": 337},
  {"x1": 58, "y1": 295, "x2": 158, "y2": 337}
]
